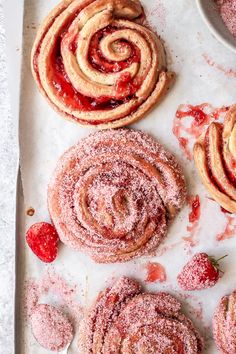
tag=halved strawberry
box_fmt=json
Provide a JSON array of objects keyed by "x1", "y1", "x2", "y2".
[
  {"x1": 26, "y1": 222, "x2": 59, "y2": 263},
  {"x1": 177, "y1": 253, "x2": 227, "y2": 291}
]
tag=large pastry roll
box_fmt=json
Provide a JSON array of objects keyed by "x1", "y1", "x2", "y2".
[
  {"x1": 194, "y1": 105, "x2": 236, "y2": 214},
  {"x1": 79, "y1": 277, "x2": 203, "y2": 353},
  {"x1": 48, "y1": 129, "x2": 186, "y2": 263},
  {"x1": 213, "y1": 291, "x2": 236, "y2": 354},
  {"x1": 31, "y1": 0, "x2": 174, "y2": 128}
]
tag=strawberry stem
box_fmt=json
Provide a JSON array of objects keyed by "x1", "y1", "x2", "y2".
[
  {"x1": 216, "y1": 255, "x2": 228, "y2": 262},
  {"x1": 208, "y1": 255, "x2": 228, "y2": 274}
]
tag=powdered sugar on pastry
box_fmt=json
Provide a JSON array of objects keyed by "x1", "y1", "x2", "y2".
[
  {"x1": 48, "y1": 129, "x2": 187, "y2": 263},
  {"x1": 213, "y1": 290, "x2": 236, "y2": 353},
  {"x1": 79, "y1": 277, "x2": 203, "y2": 353}
]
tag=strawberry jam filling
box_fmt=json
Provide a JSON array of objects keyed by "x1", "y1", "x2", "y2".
[
  {"x1": 88, "y1": 26, "x2": 141, "y2": 73},
  {"x1": 52, "y1": 54, "x2": 133, "y2": 111},
  {"x1": 115, "y1": 72, "x2": 142, "y2": 97},
  {"x1": 224, "y1": 155, "x2": 236, "y2": 184},
  {"x1": 46, "y1": 25, "x2": 142, "y2": 111},
  {"x1": 220, "y1": 206, "x2": 232, "y2": 214}
]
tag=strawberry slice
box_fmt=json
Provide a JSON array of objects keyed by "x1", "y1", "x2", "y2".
[
  {"x1": 177, "y1": 252, "x2": 227, "y2": 291},
  {"x1": 26, "y1": 222, "x2": 59, "y2": 263}
]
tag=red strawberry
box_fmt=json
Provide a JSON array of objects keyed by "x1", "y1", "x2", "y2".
[
  {"x1": 26, "y1": 222, "x2": 59, "y2": 263},
  {"x1": 177, "y1": 253, "x2": 227, "y2": 291}
]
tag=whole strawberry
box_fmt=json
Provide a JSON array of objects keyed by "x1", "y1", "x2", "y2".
[
  {"x1": 177, "y1": 253, "x2": 226, "y2": 291},
  {"x1": 26, "y1": 222, "x2": 59, "y2": 263}
]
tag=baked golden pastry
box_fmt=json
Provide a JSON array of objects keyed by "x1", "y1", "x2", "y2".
[
  {"x1": 193, "y1": 105, "x2": 236, "y2": 214},
  {"x1": 48, "y1": 129, "x2": 186, "y2": 263},
  {"x1": 31, "y1": 0, "x2": 174, "y2": 129},
  {"x1": 79, "y1": 277, "x2": 203, "y2": 353},
  {"x1": 213, "y1": 291, "x2": 236, "y2": 354}
]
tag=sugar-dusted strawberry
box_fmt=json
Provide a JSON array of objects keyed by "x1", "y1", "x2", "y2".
[
  {"x1": 26, "y1": 222, "x2": 59, "y2": 263},
  {"x1": 177, "y1": 253, "x2": 227, "y2": 291}
]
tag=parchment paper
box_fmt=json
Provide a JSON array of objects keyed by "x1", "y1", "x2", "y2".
[{"x1": 17, "y1": 0, "x2": 236, "y2": 352}]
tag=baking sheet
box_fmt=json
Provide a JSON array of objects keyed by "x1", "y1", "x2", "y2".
[{"x1": 7, "y1": 0, "x2": 236, "y2": 352}]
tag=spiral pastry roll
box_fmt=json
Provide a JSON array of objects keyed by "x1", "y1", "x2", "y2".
[
  {"x1": 79, "y1": 277, "x2": 203, "y2": 353},
  {"x1": 194, "y1": 105, "x2": 236, "y2": 214},
  {"x1": 48, "y1": 129, "x2": 186, "y2": 263},
  {"x1": 31, "y1": 0, "x2": 174, "y2": 129},
  {"x1": 213, "y1": 291, "x2": 236, "y2": 354}
]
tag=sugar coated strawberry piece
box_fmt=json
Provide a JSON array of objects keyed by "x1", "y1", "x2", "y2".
[
  {"x1": 177, "y1": 253, "x2": 227, "y2": 291},
  {"x1": 26, "y1": 222, "x2": 59, "y2": 263}
]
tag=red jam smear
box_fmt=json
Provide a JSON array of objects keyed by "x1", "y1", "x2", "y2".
[
  {"x1": 173, "y1": 104, "x2": 229, "y2": 160},
  {"x1": 182, "y1": 195, "x2": 201, "y2": 247},
  {"x1": 176, "y1": 105, "x2": 208, "y2": 126},
  {"x1": 88, "y1": 26, "x2": 141, "y2": 74},
  {"x1": 217, "y1": 214, "x2": 236, "y2": 241},
  {"x1": 188, "y1": 195, "x2": 201, "y2": 223},
  {"x1": 145, "y1": 262, "x2": 166, "y2": 283},
  {"x1": 178, "y1": 137, "x2": 192, "y2": 161}
]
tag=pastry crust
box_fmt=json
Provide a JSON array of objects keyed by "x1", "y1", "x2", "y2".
[
  {"x1": 213, "y1": 291, "x2": 236, "y2": 354},
  {"x1": 193, "y1": 105, "x2": 236, "y2": 214},
  {"x1": 79, "y1": 277, "x2": 203, "y2": 353},
  {"x1": 31, "y1": 0, "x2": 174, "y2": 129},
  {"x1": 48, "y1": 129, "x2": 186, "y2": 263}
]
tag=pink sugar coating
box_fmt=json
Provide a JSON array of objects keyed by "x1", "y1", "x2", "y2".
[
  {"x1": 48, "y1": 129, "x2": 187, "y2": 263},
  {"x1": 79, "y1": 277, "x2": 203, "y2": 353},
  {"x1": 31, "y1": 304, "x2": 73, "y2": 351},
  {"x1": 25, "y1": 269, "x2": 82, "y2": 326},
  {"x1": 177, "y1": 253, "x2": 218, "y2": 291},
  {"x1": 213, "y1": 291, "x2": 236, "y2": 353},
  {"x1": 217, "y1": 0, "x2": 236, "y2": 37}
]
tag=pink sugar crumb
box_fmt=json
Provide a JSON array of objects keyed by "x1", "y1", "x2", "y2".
[
  {"x1": 217, "y1": 0, "x2": 236, "y2": 37},
  {"x1": 155, "y1": 241, "x2": 182, "y2": 256},
  {"x1": 203, "y1": 53, "x2": 236, "y2": 78},
  {"x1": 24, "y1": 269, "x2": 82, "y2": 326},
  {"x1": 145, "y1": 0, "x2": 167, "y2": 30},
  {"x1": 31, "y1": 304, "x2": 73, "y2": 351}
]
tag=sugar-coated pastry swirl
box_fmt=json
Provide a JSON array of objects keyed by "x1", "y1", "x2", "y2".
[
  {"x1": 194, "y1": 105, "x2": 236, "y2": 214},
  {"x1": 31, "y1": 0, "x2": 174, "y2": 129},
  {"x1": 213, "y1": 291, "x2": 236, "y2": 354},
  {"x1": 79, "y1": 277, "x2": 203, "y2": 353},
  {"x1": 48, "y1": 129, "x2": 186, "y2": 263}
]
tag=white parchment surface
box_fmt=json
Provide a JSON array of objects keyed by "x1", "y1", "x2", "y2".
[{"x1": 18, "y1": 0, "x2": 236, "y2": 353}]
